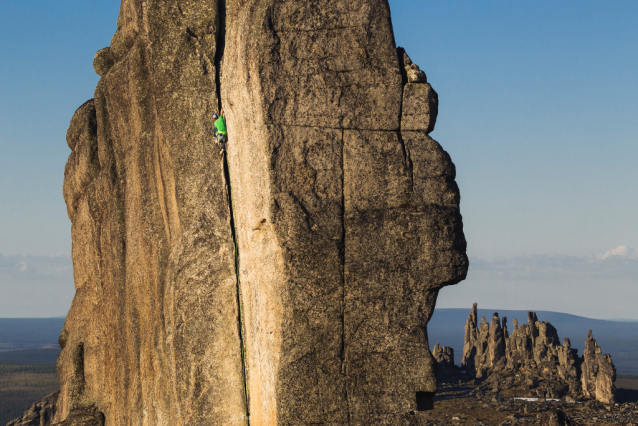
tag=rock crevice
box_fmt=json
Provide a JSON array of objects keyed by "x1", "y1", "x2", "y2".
[{"x1": 216, "y1": 0, "x2": 249, "y2": 421}]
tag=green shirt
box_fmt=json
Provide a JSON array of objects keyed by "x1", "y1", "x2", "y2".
[{"x1": 214, "y1": 116, "x2": 227, "y2": 134}]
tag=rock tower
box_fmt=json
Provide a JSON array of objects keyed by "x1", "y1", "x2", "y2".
[
  {"x1": 461, "y1": 304, "x2": 616, "y2": 404},
  {"x1": 13, "y1": 1, "x2": 469, "y2": 425}
]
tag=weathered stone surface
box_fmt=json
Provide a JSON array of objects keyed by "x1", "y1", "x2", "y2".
[
  {"x1": 56, "y1": 1, "x2": 245, "y2": 424},
  {"x1": 14, "y1": 1, "x2": 468, "y2": 425},
  {"x1": 399, "y1": 49, "x2": 427, "y2": 83},
  {"x1": 53, "y1": 406, "x2": 105, "y2": 426},
  {"x1": 461, "y1": 304, "x2": 616, "y2": 404},
  {"x1": 397, "y1": 48, "x2": 437, "y2": 133},
  {"x1": 488, "y1": 313, "x2": 506, "y2": 369},
  {"x1": 92, "y1": 48, "x2": 113, "y2": 77},
  {"x1": 462, "y1": 302, "x2": 479, "y2": 374},
  {"x1": 557, "y1": 338, "x2": 581, "y2": 395},
  {"x1": 433, "y1": 343, "x2": 457, "y2": 384},
  {"x1": 401, "y1": 83, "x2": 439, "y2": 133},
  {"x1": 539, "y1": 408, "x2": 573, "y2": 426},
  {"x1": 223, "y1": 0, "x2": 467, "y2": 423}
]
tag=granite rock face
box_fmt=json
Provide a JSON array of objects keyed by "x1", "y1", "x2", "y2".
[
  {"x1": 461, "y1": 304, "x2": 616, "y2": 404},
  {"x1": 15, "y1": 1, "x2": 467, "y2": 424},
  {"x1": 57, "y1": 1, "x2": 246, "y2": 424}
]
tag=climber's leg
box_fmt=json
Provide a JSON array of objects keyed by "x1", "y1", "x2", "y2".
[{"x1": 219, "y1": 134, "x2": 226, "y2": 156}]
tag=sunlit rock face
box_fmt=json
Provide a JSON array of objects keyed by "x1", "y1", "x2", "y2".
[{"x1": 28, "y1": 1, "x2": 467, "y2": 424}]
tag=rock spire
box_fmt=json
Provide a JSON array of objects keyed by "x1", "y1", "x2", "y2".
[
  {"x1": 13, "y1": 0, "x2": 468, "y2": 425},
  {"x1": 461, "y1": 304, "x2": 616, "y2": 404}
]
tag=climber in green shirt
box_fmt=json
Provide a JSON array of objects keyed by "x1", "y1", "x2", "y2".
[{"x1": 212, "y1": 109, "x2": 227, "y2": 156}]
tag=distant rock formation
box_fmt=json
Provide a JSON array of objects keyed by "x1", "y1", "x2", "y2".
[
  {"x1": 433, "y1": 342, "x2": 455, "y2": 369},
  {"x1": 7, "y1": 392, "x2": 58, "y2": 426},
  {"x1": 13, "y1": 0, "x2": 468, "y2": 424},
  {"x1": 460, "y1": 303, "x2": 616, "y2": 404},
  {"x1": 581, "y1": 330, "x2": 617, "y2": 404}
]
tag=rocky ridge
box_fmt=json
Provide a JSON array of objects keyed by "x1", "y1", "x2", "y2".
[
  {"x1": 11, "y1": 0, "x2": 467, "y2": 425},
  {"x1": 447, "y1": 304, "x2": 616, "y2": 404},
  {"x1": 425, "y1": 304, "x2": 637, "y2": 425}
]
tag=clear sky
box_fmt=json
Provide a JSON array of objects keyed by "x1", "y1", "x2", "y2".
[{"x1": 0, "y1": 1, "x2": 636, "y2": 318}]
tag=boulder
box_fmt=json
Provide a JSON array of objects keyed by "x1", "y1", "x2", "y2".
[
  {"x1": 539, "y1": 408, "x2": 573, "y2": 426},
  {"x1": 92, "y1": 47, "x2": 113, "y2": 77}
]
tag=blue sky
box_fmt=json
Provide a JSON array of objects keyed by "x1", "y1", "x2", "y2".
[
  {"x1": 0, "y1": 1, "x2": 120, "y2": 256},
  {"x1": 391, "y1": 0, "x2": 638, "y2": 258},
  {"x1": 0, "y1": 1, "x2": 636, "y2": 318}
]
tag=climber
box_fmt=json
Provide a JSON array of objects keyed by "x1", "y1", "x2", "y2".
[{"x1": 212, "y1": 109, "x2": 227, "y2": 156}]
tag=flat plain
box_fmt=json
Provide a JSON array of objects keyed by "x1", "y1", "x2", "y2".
[{"x1": 0, "y1": 363, "x2": 58, "y2": 425}]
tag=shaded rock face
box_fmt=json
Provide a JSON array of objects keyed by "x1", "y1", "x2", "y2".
[
  {"x1": 223, "y1": 1, "x2": 467, "y2": 423},
  {"x1": 19, "y1": 1, "x2": 467, "y2": 425},
  {"x1": 461, "y1": 304, "x2": 616, "y2": 404},
  {"x1": 539, "y1": 409, "x2": 573, "y2": 426},
  {"x1": 460, "y1": 306, "x2": 505, "y2": 379}
]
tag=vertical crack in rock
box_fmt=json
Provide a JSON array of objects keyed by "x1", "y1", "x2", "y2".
[
  {"x1": 397, "y1": 72, "x2": 414, "y2": 192},
  {"x1": 216, "y1": 0, "x2": 249, "y2": 422},
  {"x1": 222, "y1": 150, "x2": 249, "y2": 424},
  {"x1": 215, "y1": 0, "x2": 226, "y2": 112},
  {"x1": 397, "y1": 128, "x2": 414, "y2": 192},
  {"x1": 339, "y1": 128, "x2": 351, "y2": 423}
]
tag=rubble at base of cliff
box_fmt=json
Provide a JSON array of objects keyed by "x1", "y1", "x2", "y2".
[{"x1": 418, "y1": 380, "x2": 638, "y2": 426}]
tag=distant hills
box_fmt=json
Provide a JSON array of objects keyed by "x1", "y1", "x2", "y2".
[
  {"x1": 0, "y1": 347, "x2": 60, "y2": 364},
  {"x1": 0, "y1": 318, "x2": 64, "y2": 351},
  {"x1": 428, "y1": 308, "x2": 638, "y2": 375},
  {"x1": 0, "y1": 312, "x2": 635, "y2": 374},
  {"x1": 0, "y1": 318, "x2": 64, "y2": 365}
]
